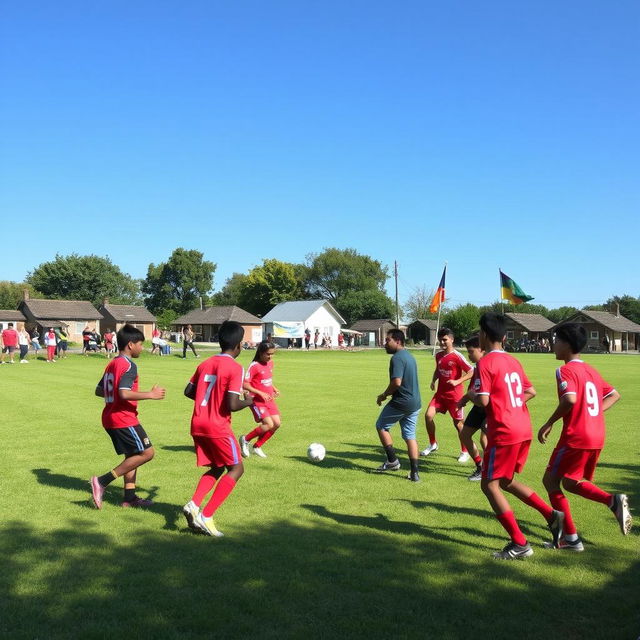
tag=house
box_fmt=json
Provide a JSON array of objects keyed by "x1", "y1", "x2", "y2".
[
  {"x1": 504, "y1": 313, "x2": 555, "y2": 344},
  {"x1": 349, "y1": 319, "x2": 398, "y2": 347},
  {"x1": 97, "y1": 299, "x2": 157, "y2": 340},
  {"x1": 553, "y1": 310, "x2": 640, "y2": 352},
  {"x1": 261, "y1": 300, "x2": 345, "y2": 348},
  {"x1": 0, "y1": 310, "x2": 26, "y2": 332},
  {"x1": 173, "y1": 306, "x2": 263, "y2": 344},
  {"x1": 18, "y1": 292, "x2": 103, "y2": 342},
  {"x1": 406, "y1": 319, "x2": 439, "y2": 345}
]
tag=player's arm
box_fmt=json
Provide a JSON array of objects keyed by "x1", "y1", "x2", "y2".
[
  {"x1": 430, "y1": 367, "x2": 438, "y2": 391},
  {"x1": 449, "y1": 368, "x2": 474, "y2": 387},
  {"x1": 243, "y1": 380, "x2": 272, "y2": 402},
  {"x1": 523, "y1": 385, "x2": 536, "y2": 403},
  {"x1": 184, "y1": 382, "x2": 196, "y2": 400},
  {"x1": 95, "y1": 381, "x2": 105, "y2": 397},
  {"x1": 377, "y1": 377, "x2": 401, "y2": 406},
  {"x1": 120, "y1": 386, "x2": 165, "y2": 401},
  {"x1": 227, "y1": 391, "x2": 253, "y2": 412},
  {"x1": 602, "y1": 389, "x2": 620, "y2": 412},
  {"x1": 538, "y1": 394, "x2": 575, "y2": 444}
]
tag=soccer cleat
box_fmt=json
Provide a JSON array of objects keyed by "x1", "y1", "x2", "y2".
[
  {"x1": 194, "y1": 512, "x2": 224, "y2": 537},
  {"x1": 468, "y1": 467, "x2": 482, "y2": 482},
  {"x1": 90, "y1": 476, "x2": 105, "y2": 509},
  {"x1": 492, "y1": 541, "x2": 534, "y2": 560},
  {"x1": 419, "y1": 443, "x2": 439, "y2": 457},
  {"x1": 373, "y1": 459, "x2": 401, "y2": 473},
  {"x1": 121, "y1": 497, "x2": 154, "y2": 508},
  {"x1": 457, "y1": 451, "x2": 471, "y2": 464},
  {"x1": 239, "y1": 435, "x2": 250, "y2": 458},
  {"x1": 253, "y1": 446, "x2": 267, "y2": 458},
  {"x1": 544, "y1": 536, "x2": 584, "y2": 552},
  {"x1": 407, "y1": 471, "x2": 420, "y2": 482},
  {"x1": 547, "y1": 509, "x2": 565, "y2": 547},
  {"x1": 612, "y1": 494, "x2": 632, "y2": 535},
  {"x1": 182, "y1": 500, "x2": 200, "y2": 530}
]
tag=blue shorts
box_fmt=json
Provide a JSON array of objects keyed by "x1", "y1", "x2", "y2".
[{"x1": 376, "y1": 404, "x2": 420, "y2": 440}]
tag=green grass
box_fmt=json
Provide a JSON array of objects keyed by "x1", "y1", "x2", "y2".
[{"x1": 1, "y1": 350, "x2": 638, "y2": 639}]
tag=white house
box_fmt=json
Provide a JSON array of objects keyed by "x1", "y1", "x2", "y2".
[{"x1": 261, "y1": 300, "x2": 346, "y2": 348}]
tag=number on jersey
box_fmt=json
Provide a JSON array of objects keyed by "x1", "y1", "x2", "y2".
[
  {"x1": 585, "y1": 381, "x2": 599, "y2": 417},
  {"x1": 504, "y1": 372, "x2": 523, "y2": 408},
  {"x1": 201, "y1": 374, "x2": 217, "y2": 406},
  {"x1": 103, "y1": 373, "x2": 115, "y2": 403}
]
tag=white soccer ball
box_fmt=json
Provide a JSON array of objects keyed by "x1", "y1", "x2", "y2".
[{"x1": 307, "y1": 442, "x2": 326, "y2": 463}]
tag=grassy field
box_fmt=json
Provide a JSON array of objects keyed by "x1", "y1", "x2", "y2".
[{"x1": 0, "y1": 348, "x2": 638, "y2": 639}]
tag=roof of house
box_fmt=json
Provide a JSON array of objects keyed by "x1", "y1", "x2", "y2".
[
  {"x1": 0, "y1": 310, "x2": 26, "y2": 321},
  {"x1": 556, "y1": 310, "x2": 640, "y2": 333},
  {"x1": 261, "y1": 300, "x2": 346, "y2": 324},
  {"x1": 20, "y1": 299, "x2": 103, "y2": 320},
  {"x1": 98, "y1": 304, "x2": 156, "y2": 323},
  {"x1": 349, "y1": 318, "x2": 395, "y2": 332},
  {"x1": 408, "y1": 318, "x2": 439, "y2": 330},
  {"x1": 173, "y1": 305, "x2": 262, "y2": 326},
  {"x1": 505, "y1": 313, "x2": 555, "y2": 332}
]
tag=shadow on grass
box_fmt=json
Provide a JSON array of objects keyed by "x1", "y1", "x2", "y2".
[
  {"x1": 597, "y1": 461, "x2": 640, "y2": 498},
  {"x1": 161, "y1": 445, "x2": 195, "y2": 453}
]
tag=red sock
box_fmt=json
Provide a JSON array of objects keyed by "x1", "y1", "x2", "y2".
[
  {"x1": 245, "y1": 427, "x2": 264, "y2": 442},
  {"x1": 521, "y1": 491, "x2": 554, "y2": 522},
  {"x1": 568, "y1": 481, "x2": 612, "y2": 506},
  {"x1": 496, "y1": 511, "x2": 527, "y2": 546},
  {"x1": 460, "y1": 444, "x2": 468, "y2": 454},
  {"x1": 191, "y1": 472, "x2": 217, "y2": 506},
  {"x1": 549, "y1": 490, "x2": 577, "y2": 535},
  {"x1": 428, "y1": 434, "x2": 437, "y2": 445},
  {"x1": 202, "y1": 475, "x2": 237, "y2": 518},
  {"x1": 255, "y1": 429, "x2": 276, "y2": 448},
  {"x1": 473, "y1": 455, "x2": 482, "y2": 465}
]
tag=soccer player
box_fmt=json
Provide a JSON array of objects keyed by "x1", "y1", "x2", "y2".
[
  {"x1": 239, "y1": 341, "x2": 281, "y2": 459},
  {"x1": 373, "y1": 329, "x2": 422, "y2": 482},
  {"x1": 420, "y1": 327, "x2": 474, "y2": 462},
  {"x1": 91, "y1": 324, "x2": 165, "y2": 509},
  {"x1": 470, "y1": 312, "x2": 563, "y2": 560},
  {"x1": 457, "y1": 334, "x2": 488, "y2": 481},
  {"x1": 538, "y1": 323, "x2": 631, "y2": 550},
  {"x1": 182, "y1": 321, "x2": 253, "y2": 537}
]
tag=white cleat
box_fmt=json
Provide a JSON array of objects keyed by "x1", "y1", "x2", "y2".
[
  {"x1": 182, "y1": 500, "x2": 200, "y2": 531},
  {"x1": 420, "y1": 443, "x2": 439, "y2": 457},
  {"x1": 239, "y1": 435, "x2": 250, "y2": 458},
  {"x1": 253, "y1": 446, "x2": 267, "y2": 458},
  {"x1": 194, "y1": 512, "x2": 224, "y2": 537},
  {"x1": 457, "y1": 452, "x2": 471, "y2": 464}
]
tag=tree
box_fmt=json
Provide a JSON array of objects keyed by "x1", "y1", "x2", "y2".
[
  {"x1": 237, "y1": 259, "x2": 301, "y2": 316},
  {"x1": 441, "y1": 304, "x2": 481, "y2": 343},
  {"x1": 338, "y1": 289, "x2": 397, "y2": 325},
  {"x1": 547, "y1": 306, "x2": 578, "y2": 323},
  {"x1": 156, "y1": 309, "x2": 178, "y2": 330},
  {"x1": 0, "y1": 281, "x2": 43, "y2": 309},
  {"x1": 142, "y1": 248, "x2": 216, "y2": 315},
  {"x1": 603, "y1": 295, "x2": 640, "y2": 325},
  {"x1": 210, "y1": 273, "x2": 250, "y2": 306},
  {"x1": 26, "y1": 254, "x2": 141, "y2": 306},
  {"x1": 404, "y1": 286, "x2": 437, "y2": 322},
  {"x1": 483, "y1": 301, "x2": 550, "y2": 316}
]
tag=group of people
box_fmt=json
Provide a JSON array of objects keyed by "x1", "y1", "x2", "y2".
[
  {"x1": 302, "y1": 328, "x2": 355, "y2": 350},
  {"x1": 0, "y1": 323, "x2": 72, "y2": 363}
]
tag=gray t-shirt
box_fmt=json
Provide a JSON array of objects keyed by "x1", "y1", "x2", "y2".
[{"x1": 388, "y1": 348, "x2": 421, "y2": 413}]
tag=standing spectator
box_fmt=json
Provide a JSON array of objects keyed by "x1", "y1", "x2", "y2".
[
  {"x1": 182, "y1": 324, "x2": 199, "y2": 359},
  {"x1": 338, "y1": 332, "x2": 345, "y2": 349},
  {"x1": 82, "y1": 325, "x2": 93, "y2": 355},
  {"x1": 31, "y1": 328, "x2": 42, "y2": 358},
  {"x1": 304, "y1": 328, "x2": 311, "y2": 350},
  {"x1": 150, "y1": 327, "x2": 161, "y2": 355},
  {"x1": 45, "y1": 327, "x2": 57, "y2": 362},
  {"x1": 314, "y1": 329, "x2": 320, "y2": 349},
  {"x1": 18, "y1": 326, "x2": 31, "y2": 363},
  {"x1": 57, "y1": 325, "x2": 70, "y2": 359},
  {"x1": 602, "y1": 335, "x2": 610, "y2": 353},
  {"x1": 104, "y1": 328, "x2": 117, "y2": 359},
  {"x1": 1, "y1": 322, "x2": 19, "y2": 364}
]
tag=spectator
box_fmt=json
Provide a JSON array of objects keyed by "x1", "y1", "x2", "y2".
[
  {"x1": 18, "y1": 326, "x2": 31, "y2": 363},
  {"x1": 45, "y1": 327, "x2": 57, "y2": 362},
  {"x1": 182, "y1": 324, "x2": 199, "y2": 359},
  {"x1": 57, "y1": 325, "x2": 70, "y2": 359},
  {"x1": 31, "y1": 328, "x2": 42, "y2": 358},
  {"x1": 150, "y1": 327, "x2": 161, "y2": 355},
  {"x1": 1, "y1": 322, "x2": 19, "y2": 364}
]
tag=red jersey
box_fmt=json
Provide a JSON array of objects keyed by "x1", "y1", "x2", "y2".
[
  {"x1": 2, "y1": 329, "x2": 18, "y2": 347},
  {"x1": 555, "y1": 359, "x2": 615, "y2": 450},
  {"x1": 476, "y1": 350, "x2": 533, "y2": 446},
  {"x1": 244, "y1": 360, "x2": 274, "y2": 406},
  {"x1": 434, "y1": 350, "x2": 472, "y2": 400},
  {"x1": 190, "y1": 354, "x2": 244, "y2": 438},
  {"x1": 99, "y1": 355, "x2": 139, "y2": 429}
]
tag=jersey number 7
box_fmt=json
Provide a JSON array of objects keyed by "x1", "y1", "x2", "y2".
[{"x1": 201, "y1": 374, "x2": 217, "y2": 407}]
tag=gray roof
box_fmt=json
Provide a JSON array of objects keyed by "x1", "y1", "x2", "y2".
[
  {"x1": 350, "y1": 318, "x2": 395, "y2": 332},
  {"x1": 262, "y1": 300, "x2": 346, "y2": 324},
  {"x1": 505, "y1": 313, "x2": 555, "y2": 332},
  {"x1": 20, "y1": 299, "x2": 103, "y2": 320},
  {"x1": 556, "y1": 310, "x2": 640, "y2": 333},
  {"x1": 408, "y1": 318, "x2": 439, "y2": 330},
  {"x1": 173, "y1": 305, "x2": 262, "y2": 326},
  {"x1": 98, "y1": 304, "x2": 156, "y2": 323},
  {"x1": 0, "y1": 310, "x2": 26, "y2": 321}
]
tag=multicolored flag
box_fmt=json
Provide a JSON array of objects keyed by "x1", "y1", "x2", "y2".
[
  {"x1": 500, "y1": 269, "x2": 534, "y2": 305},
  {"x1": 429, "y1": 265, "x2": 446, "y2": 314}
]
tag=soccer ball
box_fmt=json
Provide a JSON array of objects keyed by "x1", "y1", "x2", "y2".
[{"x1": 307, "y1": 443, "x2": 326, "y2": 463}]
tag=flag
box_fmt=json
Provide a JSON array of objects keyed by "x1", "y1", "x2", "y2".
[
  {"x1": 500, "y1": 269, "x2": 534, "y2": 305},
  {"x1": 429, "y1": 266, "x2": 446, "y2": 313}
]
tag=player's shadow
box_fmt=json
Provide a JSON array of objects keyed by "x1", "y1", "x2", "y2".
[
  {"x1": 161, "y1": 445, "x2": 194, "y2": 453},
  {"x1": 597, "y1": 461, "x2": 640, "y2": 497},
  {"x1": 285, "y1": 455, "x2": 370, "y2": 472}
]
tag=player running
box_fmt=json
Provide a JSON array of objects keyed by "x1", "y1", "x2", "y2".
[
  {"x1": 420, "y1": 327, "x2": 474, "y2": 462},
  {"x1": 239, "y1": 341, "x2": 281, "y2": 459},
  {"x1": 539, "y1": 323, "x2": 631, "y2": 551}
]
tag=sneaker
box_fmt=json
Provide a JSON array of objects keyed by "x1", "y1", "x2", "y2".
[
  {"x1": 373, "y1": 459, "x2": 401, "y2": 473},
  {"x1": 194, "y1": 512, "x2": 224, "y2": 537},
  {"x1": 547, "y1": 509, "x2": 565, "y2": 547},
  {"x1": 468, "y1": 467, "x2": 482, "y2": 482},
  {"x1": 253, "y1": 446, "x2": 267, "y2": 458},
  {"x1": 544, "y1": 536, "x2": 584, "y2": 552},
  {"x1": 612, "y1": 494, "x2": 632, "y2": 535},
  {"x1": 20, "y1": 359, "x2": 29, "y2": 364},
  {"x1": 239, "y1": 435, "x2": 251, "y2": 458},
  {"x1": 457, "y1": 451, "x2": 471, "y2": 463},
  {"x1": 182, "y1": 500, "x2": 200, "y2": 530},
  {"x1": 420, "y1": 443, "x2": 438, "y2": 457},
  {"x1": 90, "y1": 476, "x2": 105, "y2": 509},
  {"x1": 121, "y1": 497, "x2": 153, "y2": 508},
  {"x1": 407, "y1": 471, "x2": 420, "y2": 482},
  {"x1": 492, "y1": 541, "x2": 533, "y2": 560}
]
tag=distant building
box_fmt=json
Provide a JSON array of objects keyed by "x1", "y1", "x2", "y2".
[
  {"x1": 504, "y1": 313, "x2": 555, "y2": 343},
  {"x1": 97, "y1": 299, "x2": 157, "y2": 340},
  {"x1": 553, "y1": 310, "x2": 640, "y2": 352},
  {"x1": 0, "y1": 310, "x2": 26, "y2": 331},
  {"x1": 406, "y1": 319, "x2": 439, "y2": 345},
  {"x1": 349, "y1": 319, "x2": 399, "y2": 347},
  {"x1": 173, "y1": 306, "x2": 263, "y2": 344}
]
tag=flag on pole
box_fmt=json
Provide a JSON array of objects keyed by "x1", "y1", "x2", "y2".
[
  {"x1": 429, "y1": 266, "x2": 446, "y2": 313},
  {"x1": 500, "y1": 269, "x2": 534, "y2": 305}
]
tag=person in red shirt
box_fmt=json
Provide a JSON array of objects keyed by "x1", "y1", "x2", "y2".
[
  {"x1": 539, "y1": 323, "x2": 630, "y2": 550},
  {"x1": 1, "y1": 323, "x2": 19, "y2": 364},
  {"x1": 239, "y1": 341, "x2": 281, "y2": 459},
  {"x1": 469, "y1": 313, "x2": 563, "y2": 560},
  {"x1": 182, "y1": 321, "x2": 253, "y2": 537},
  {"x1": 90, "y1": 324, "x2": 166, "y2": 509},
  {"x1": 420, "y1": 327, "x2": 474, "y2": 462}
]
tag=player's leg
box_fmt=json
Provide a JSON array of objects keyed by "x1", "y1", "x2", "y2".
[
  {"x1": 542, "y1": 471, "x2": 582, "y2": 550},
  {"x1": 374, "y1": 405, "x2": 401, "y2": 472},
  {"x1": 461, "y1": 425, "x2": 482, "y2": 481},
  {"x1": 453, "y1": 417, "x2": 470, "y2": 462},
  {"x1": 254, "y1": 414, "x2": 281, "y2": 455},
  {"x1": 240, "y1": 406, "x2": 268, "y2": 457},
  {"x1": 400, "y1": 410, "x2": 421, "y2": 481},
  {"x1": 420, "y1": 402, "x2": 439, "y2": 456}
]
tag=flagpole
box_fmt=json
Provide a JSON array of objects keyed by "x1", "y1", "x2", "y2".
[
  {"x1": 499, "y1": 268, "x2": 504, "y2": 314},
  {"x1": 432, "y1": 261, "x2": 446, "y2": 355}
]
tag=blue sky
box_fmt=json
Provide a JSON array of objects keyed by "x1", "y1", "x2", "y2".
[{"x1": 1, "y1": 1, "x2": 638, "y2": 309}]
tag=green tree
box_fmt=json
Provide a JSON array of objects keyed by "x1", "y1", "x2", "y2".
[
  {"x1": 338, "y1": 289, "x2": 397, "y2": 325},
  {"x1": 404, "y1": 286, "x2": 437, "y2": 322},
  {"x1": 26, "y1": 254, "x2": 141, "y2": 306},
  {"x1": 211, "y1": 273, "x2": 250, "y2": 306},
  {"x1": 547, "y1": 306, "x2": 578, "y2": 323},
  {"x1": 0, "y1": 282, "x2": 43, "y2": 309},
  {"x1": 602, "y1": 295, "x2": 640, "y2": 324},
  {"x1": 237, "y1": 259, "x2": 300, "y2": 316},
  {"x1": 441, "y1": 304, "x2": 481, "y2": 343},
  {"x1": 142, "y1": 248, "x2": 216, "y2": 315},
  {"x1": 483, "y1": 301, "x2": 550, "y2": 316},
  {"x1": 155, "y1": 309, "x2": 178, "y2": 330}
]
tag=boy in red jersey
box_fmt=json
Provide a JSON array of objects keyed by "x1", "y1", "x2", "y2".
[
  {"x1": 239, "y1": 341, "x2": 281, "y2": 459},
  {"x1": 539, "y1": 323, "x2": 630, "y2": 550},
  {"x1": 420, "y1": 327, "x2": 474, "y2": 462},
  {"x1": 470, "y1": 313, "x2": 563, "y2": 560},
  {"x1": 1, "y1": 322, "x2": 19, "y2": 364},
  {"x1": 91, "y1": 324, "x2": 166, "y2": 509},
  {"x1": 182, "y1": 321, "x2": 253, "y2": 537}
]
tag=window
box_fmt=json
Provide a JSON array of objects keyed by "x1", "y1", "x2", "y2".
[
  {"x1": 506, "y1": 330, "x2": 515, "y2": 340},
  {"x1": 590, "y1": 331, "x2": 599, "y2": 340},
  {"x1": 76, "y1": 322, "x2": 86, "y2": 333}
]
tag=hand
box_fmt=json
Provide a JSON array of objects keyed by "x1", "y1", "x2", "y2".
[
  {"x1": 447, "y1": 379, "x2": 458, "y2": 387},
  {"x1": 272, "y1": 388, "x2": 280, "y2": 397},
  {"x1": 376, "y1": 394, "x2": 386, "y2": 406},
  {"x1": 150, "y1": 384, "x2": 166, "y2": 400},
  {"x1": 538, "y1": 423, "x2": 552, "y2": 444},
  {"x1": 430, "y1": 381, "x2": 435, "y2": 391},
  {"x1": 260, "y1": 391, "x2": 272, "y2": 402}
]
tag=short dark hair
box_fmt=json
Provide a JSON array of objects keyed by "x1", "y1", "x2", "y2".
[
  {"x1": 117, "y1": 324, "x2": 145, "y2": 350},
  {"x1": 219, "y1": 321, "x2": 244, "y2": 351},
  {"x1": 8, "y1": 322, "x2": 13, "y2": 327},
  {"x1": 387, "y1": 329, "x2": 405, "y2": 344},
  {"x1": 464, "y1": 333, "x2": 480, "y2": 349},
  {"x1": 253, "y1": 340, "x2": 276, "y2": 362},
  {"x1": 479, "y1": 312, "x2": 506, "y2": 342},
  {"x1": 555, "y1": 323, "x2": 587, "y2": 354},
  {"x1": 437, "y1": 327, "x2": 454, "y2": 339}
]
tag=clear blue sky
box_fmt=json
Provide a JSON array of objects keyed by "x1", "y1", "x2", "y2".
[{"x1": 1, "y1": 1, "x2": 638, "y2": 309}]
